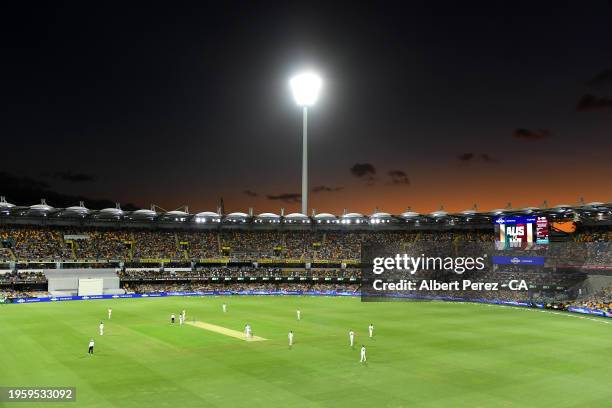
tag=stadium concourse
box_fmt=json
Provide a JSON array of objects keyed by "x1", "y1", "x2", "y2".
[{"x1": 0, "y1": 198, "x2": 611, "y2": 316}]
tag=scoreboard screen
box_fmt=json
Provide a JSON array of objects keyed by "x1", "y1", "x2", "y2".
[{"x1": 494, "y1": 216, "x2": 549, "y2": 250}]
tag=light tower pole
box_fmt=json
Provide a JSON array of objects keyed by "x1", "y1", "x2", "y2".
[
  {"x1": 290, "y1": 72, "x2": 322, "y2": 215},
  {"x1": 301, "y1": 106, "x2": 308, "y2": 215}
]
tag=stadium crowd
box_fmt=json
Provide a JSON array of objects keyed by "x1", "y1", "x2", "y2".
[
  {"x1": 0, "y1": 271, "x2": 46, "y2": 283},
  {"x1": 0, "y1": 288, "x2": 49, "y2": 299},
  {"x1": 0, "y1": 247, "x2": 13, "y2": 262},
  {"x1": 1, "y1": 226, "x2": 72, "y2": 260},
  {"x1": 0, "y1": 224, "x2": 610, "y2": 315},
  {"x1": 568, "y1": 285, "x2": 612, "y2": 314},
  {"x1": 0, "y1": 225, "x2": 608, "y2": 274},
  {"x1": 122, "y1": 282, "x2": 360, "y2": 294},
  {"x1": 119, "y1": 267, "x2": 360, "y2": 280},
  {"x1": 1, "y1": 225, "x2": 610, "y2": 266}
]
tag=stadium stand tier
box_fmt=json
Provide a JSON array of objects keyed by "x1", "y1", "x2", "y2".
[{"x1": 1, "y1": 200, "x2": 610, "y2": 315}]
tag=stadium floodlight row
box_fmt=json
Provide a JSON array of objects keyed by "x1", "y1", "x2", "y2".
[{"x1": 0, "y1": 196, "x2": 610, "y2": 230}]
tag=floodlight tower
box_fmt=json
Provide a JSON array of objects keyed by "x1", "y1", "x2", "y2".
[{"x1": 290, "y1": 72, "x2": 322, "y2": 215}]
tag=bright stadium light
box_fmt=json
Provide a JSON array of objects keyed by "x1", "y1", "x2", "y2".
[
  {"x1": 290, "y1": 72, "x2": 322, "y2": 107},
  {"x1": 290, "y1": 71, "x2": 322, "y2": 215}
]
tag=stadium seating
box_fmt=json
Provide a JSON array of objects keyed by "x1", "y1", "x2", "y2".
[{"x1": 0, "y1": 224, "x2": 610, "y2": 315}]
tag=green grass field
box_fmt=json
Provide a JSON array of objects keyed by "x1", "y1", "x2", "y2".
[{"x1": 1, "y1": 296, "x2": 611, "y2": 407}]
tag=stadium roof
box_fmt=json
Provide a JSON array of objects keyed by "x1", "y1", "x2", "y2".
[
  {"x1": 314, "y1": 213, "x2": 337, "y2": 219},
  {"x1": 0, "y1": 197, "x2": 15, "y2": 209},
  {"x1": 342, "y1": 212, "x2": 365, "y2": 218},
  {"x1": 0, "y1": 198, "x2": 609, "y2": 228},
  {"x1": 254, "y1": 212, "x2": 281, "y2": 224},
  {"x1": 166, "y1": 210, "x2": 188, "y2": 216},
  {"x1": 284, "y1": 213, "x2": 310, "y2": 224},
  {"x1": 285, "y1": 212, "x2": 308, "y2": 219},
  {"x1": 256, "y1": 212, "x2": 280, "y2": 218},
  {"x1": 371, "y1": 212, "x2": 392, "y2": 218},
  {"x1": 195, "y1": 211, "x2": 220, "y2": 217},
  {"x1": 226, "y1": 212, "x2": 249, "y2": 218},
  {"x1": 132, "y1": 209, "x2": 157, "y2": 218},
  {"x1": 29, "y1": 201, "x2": 55, "y2": 214},
  {"x1": 99, "y1": 207, "x2": 124, "y2": 216},
  {"x1": 65, "y1": 205, "x2": 89, "y2": 213},
  {"x1": 59, "y1": 205, "x2": 90, "y2": 217}
]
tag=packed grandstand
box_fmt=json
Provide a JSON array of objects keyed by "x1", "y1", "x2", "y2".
[{"x1": 0, "y1": 198, "x2": 610, "y2": 317}]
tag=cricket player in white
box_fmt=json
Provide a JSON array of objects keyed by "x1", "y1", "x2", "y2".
[
  {"x1": 88, "y1": 339, "x2": 95, "y2": 355},
  {"x1": 360, "y1": 345, "x2": 367, "y2": 363},
  {"x1": 349, "y1": 330, "x2": 355, "y2": 348},
  {"x1": 182, "y1": 310, "x2": 186, "y2": 320},
  {"x1": 368, "y1": 324, "x2": 374, "y2": 338},
  {"x1": 99, "y1": 321, "x2": 104, "y2": 336},
  {"x1": 108, "y1": 308, "x2": 112, "y2": 319},
  {"x1": 288, "y1": 330, "x2": 294, "y2": 348},
  {"x1": 179, "y1": 313, "x2": 184, "y2": 326},
  {"x1": 222, "y1": 303, "x2": 227, "y2": 313},
  {"x1": 296, "y1": 309, "x2": 301, "y2": 321},
  {"x1": 245, "y1": 324, "x2": 251, "y2": 339}
]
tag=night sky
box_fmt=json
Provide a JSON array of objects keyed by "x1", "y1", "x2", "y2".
[{"x1": 2, "y1": 1, "x2": 612, "y2": 215}]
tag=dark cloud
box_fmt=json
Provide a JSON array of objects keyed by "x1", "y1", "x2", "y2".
[
  {"x1": 457, "y1": 153, "x2": 499, "y2": 163},
  {"x1": 513, "y1": 128, "x2": 551, "y2": 140},
  {"x1": 586, "y1": 69, "x2": 612, "y2": 88},
  {"x1": 266, "y1": 193, "x2": 301, "y2": 203},
  {"x1": 243, "y1": 190, "x2": 258, "y2": 197},
  {"x1": 350, "y1": 163, "x2": 376, "y2": 178},
  {"x1": 479, "y1": 153, "x2": 499, "y2": 163},
  {"x1": 51, "y1": 171, "x2": 97, "y2": 183},
  {"x1": 0, "y1": 172, "x2": 49, "y2": 191},
  {"x1": 388, "y1": 170, "x2": 410, "y2": 185},
  {"x1": 0, "y1": 171, "x2": 139, "y2": 210},
  {"x1": 576, "y1": 94, "x2": 612, "y2": 112},
  {"x1": 458, "y1": 153, "x2": 475, "y2": 161},
  {"x1": 312, "y1": 185, "x2": 344, "y2": 193}
]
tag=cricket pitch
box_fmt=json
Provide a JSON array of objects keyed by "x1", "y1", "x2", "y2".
[{"x1": 186, "y1": 321, "x2": 267, "y2": 341}]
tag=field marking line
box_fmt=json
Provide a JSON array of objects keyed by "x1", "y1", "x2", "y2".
[
  {"x1": 472, "y1": 302, "x2": 611, "y2": 325},
  {"x1": 186, "y1": 321, "x2": 268, "y2": 341}
]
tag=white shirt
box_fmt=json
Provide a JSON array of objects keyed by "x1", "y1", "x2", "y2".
[
  {"x1": 99, "y1": 323, "x2": 104, "y2": 329},
  {"x1": 349, "y1": 331, "x2": 354, "y2": 338},
  {"x1": 369, "y1": 325, "x2": 373, "y2": 332},
  {"x1": 288, "y1": 332, "x2": 293, "y2": 342},
  {"x1": 361, "y1": 347, "x2": 366, "y2": 355},
  {"x1": 89, "y1": 340, "x2": 94, "y2": 347}
]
